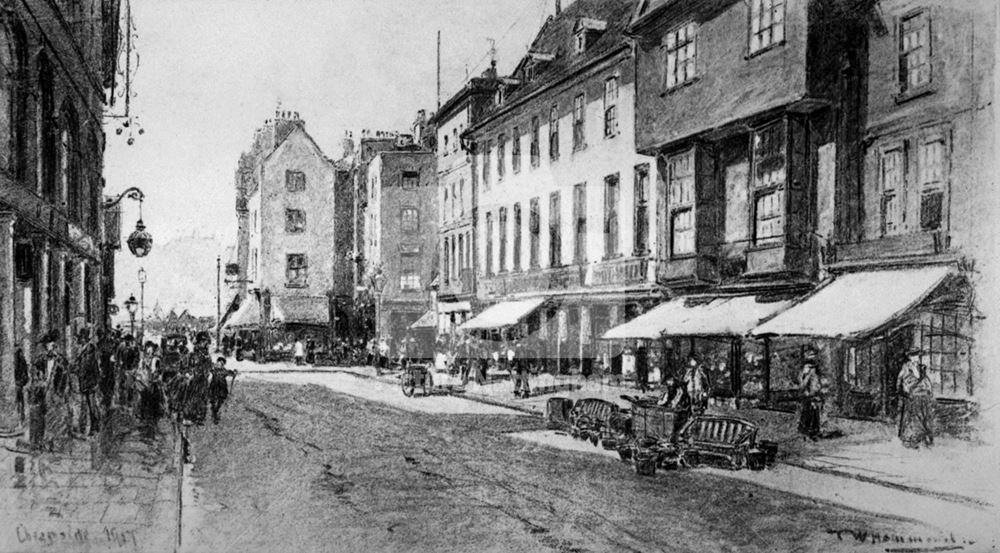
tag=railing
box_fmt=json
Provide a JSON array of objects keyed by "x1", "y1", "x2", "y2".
[{"x1": 591, "y1": 257, "x2": 649, "y2": 287}]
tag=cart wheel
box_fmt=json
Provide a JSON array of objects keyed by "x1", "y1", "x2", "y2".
[{"x1": 401, "y1": 374, "x2": 415, "y2": 397}]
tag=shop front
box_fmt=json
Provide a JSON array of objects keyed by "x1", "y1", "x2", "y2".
[{"x1": 751, "y1": 264, "x2": 978, "y2": 431}]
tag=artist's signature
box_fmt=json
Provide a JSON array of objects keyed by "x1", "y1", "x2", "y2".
[
  {"x1": 15, "y1": 523, "x2": 138, "y2": 548},
  {"x1": 826, "y1": 528, "x2": 975, "y2": 551}
]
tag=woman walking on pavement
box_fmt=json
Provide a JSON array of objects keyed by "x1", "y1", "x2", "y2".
[
  {"x1": 897, "y1": 350, "x2": 937, "y2": 448},
  {"x1": 798, "y1": 346, "x2": 826, "y2": 441}
]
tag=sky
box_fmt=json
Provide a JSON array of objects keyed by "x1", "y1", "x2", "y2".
[{"x1": 103, "y1": 0, "x2": 562, "y2": 313}]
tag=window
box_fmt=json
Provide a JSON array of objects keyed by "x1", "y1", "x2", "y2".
[
  {"x1": 575, "y1": 31, "x2": 586, "y2": 53},
  {"x1": 667, "y1": 150, "x2": 696, "y2": 256},
  {"x1": 402, "y1": 171, "x2": 419, "y2": 189},
  {"x1": 549, "y1": 192, "x2": 562, "y2": 266},
  {"x1": 512, "y1": 127, "x2": 521, "y2": 173},
  {"x1": 604, "y1": 174, "x2": 620, "y2": 258},
  {"x1": 482, "y1": 141, "x2": 492, "y2": 188},
  {"x1": 443, "y1": 135, "x2": 450, "y2": 154},
  {"x1": 459, "y1": 178, "x2": 465, "y2": 216},
  {"x1": 513, "y1": 203, "x2": 522, "y2": 271},
  {"x1": 400, "y1": 254, "x2": 420, "y2": 291},
  {"x1": 749, "y1": 0, "x2": 785, "y2": 55},
  {"x1": 754, "y1": 190, "x2": 784, "y2": 245},
  {"x1": 530, "y1": 116, "x2": 540, "y2": 167},
  {"x1": 286, "y1": 254, "x2": 308, "y2": 288},
  {"x1": 919, "y1": 137, "x2": 946, "y2": 231},
  {"x1": 285, "y1": 208, "x2": 306, "y2": 233},
  {"x1": 451, "y1": 238, "x2": 457, "y2": 283},
  {"x1": 485, "y1": 211, "x2": 494, "y2": 275},
  {"x1": 634, "y1": 164, "x2": 650, "y2": 254},
  {"x1": 443, "y1": 237, "x2": 450, "y2": 284},
  {"x1": 573, "y1": 183, "x2": 587, "y2": 264},
  {"x1": 918, "y1": 312, "x2": 973, "y2": 398},
  {"x1": 497, "y1": 133, "x2": 506, "y2": 180},
  {"x1": 751, "y1": 122, "x2": 787, "y2": 245},
  {"x1": 548, "y1": 105, "x2": 559, "y2": 161},
  {"x1": 450, "y1": 181, "x2": 457, "y2": 218},
  {"x1": 499, "y1": 207, "x2": 508, "y2": 272},
  {"x1": 529, "y1": 197, "x2": 540, "y2": 268},
  {"x1": 457, "y1": 234, "x2": 465, "y2": 273},
  {"x1": 285, "y1": 170, "x2": 306, "y2": 192},
  {"x1": 880, "y1": 145, "x2": 906, "y2": 236},
  {"x1": 664, "y1": 22, "x2": 697, "y2": 89},
  {"x1": 452, "y1": 128, "x2": 459, "y2": 153},
  {"x1": 603, "y1": 77, "x2": 618, "y2": 137},
  {"x1": 899, "y1": 11, "x2": 931, "y2": 94},
  {"x1": 401, "y1": 207, "x2": 419, "y2": 233},
  {"x1": 572, "y1": 93, "x2": 586, "y2": 151},
  {"x1": 671, "y1": 209, "x2": 695, "y2": 256}
]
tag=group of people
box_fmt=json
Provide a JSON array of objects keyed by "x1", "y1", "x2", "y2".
[{"x1": 14, "y1": 327, "x2": 237, "y2": 452}]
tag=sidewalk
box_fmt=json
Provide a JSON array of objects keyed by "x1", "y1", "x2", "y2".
[{"x1": 0, "y1": 414, "x2": 181, "y2": 553}]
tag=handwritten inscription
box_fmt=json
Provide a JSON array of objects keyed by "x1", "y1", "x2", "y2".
[
  {"x1": 826, "y1": 528, "x2": 975, "y2": 548},
  {"x1": 15, "y1": 523, "x2": 139, "y2": 549}
]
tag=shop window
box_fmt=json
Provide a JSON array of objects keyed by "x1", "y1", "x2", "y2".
[{"x1": 918, "y1": 312, "x2": 972, "y2": 398}]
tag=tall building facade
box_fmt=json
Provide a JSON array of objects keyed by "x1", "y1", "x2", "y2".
[
  {"x1": 465, "y1": 0, "x2": 659, "y2": 370},
  {"x1": 431, "y1": 71, "x2": 499, "y2": 332},
  {"x1": 363, "y1": 146, "x2": 437, "y2": 349},
  {"x1": 624, "y1": 0, "x2": 994, "y2": 429},
  {"x1": 232, "y1": 111, "x2": 341, "y2": 348},
  {"x1": 0, "y1": 0, "x2": 123, "y2": 418}
]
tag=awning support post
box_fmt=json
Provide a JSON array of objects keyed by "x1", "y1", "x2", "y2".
[{"x1": 763, "y1": 337, "x2": 772, "y2": 405}]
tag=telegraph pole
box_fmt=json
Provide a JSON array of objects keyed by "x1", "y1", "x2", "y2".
[{"x1": 216, "y1": 255, "x2": 221, "y2": 351}]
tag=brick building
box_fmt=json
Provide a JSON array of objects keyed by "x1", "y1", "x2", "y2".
[
  {"x1": 463, "y1": 0, "x2": 660, "y2": 371},
  {"x1": 363, "y1": 145, "x2": 437, "y2": 350},
  {"x1": 0, "y1": 0, "x2": 124, "y2": 421}
]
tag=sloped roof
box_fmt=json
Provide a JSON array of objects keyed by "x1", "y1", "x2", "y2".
[{"x1": 476, "y1": 0, "x2": 636, "y2": 129}]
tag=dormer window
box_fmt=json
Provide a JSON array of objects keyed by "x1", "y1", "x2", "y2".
[
  {"x1": 495, "y1": 87, "x2": 504, "y2": 105},
  {"x1": 574, "y1": 18, "x2": 607, "y2": 54}
]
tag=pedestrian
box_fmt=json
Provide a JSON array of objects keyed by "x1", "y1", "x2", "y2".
[
  {"x1": 377, "y1": 337, "x2": 389, "y2": 374},
  {"x1": 683, "y1": 356, "x2": 711, "y2": 414},
  {"x1": 182, "y1": 332, "x2": 213, "y2": 425},
  {"x1": 209, "y1": 357, "x2": 236, "y2": 424},
  {"x1": 657, "y1": 375, "x2": 691, "y2": 443},
  {"x1": 33, "y1": 330, "x2": 70, "y2": 451},
  {"x1": 115, "y1": 334, "x2": 139, "y2": 408},
  {"x1": 798, "y1": 346, "x2": 826, "y2": 441},
  {"x1": 15, "y1": 347, "x2": 28, "y2": 424},
  {"x1": 73, "y1": 328, "x2": 101, "y2": 436},
  {"x1": 135, "y1": 341, "x2": 163, "y2": 434},
  {"x1": 306, "y1": 339, "x2": 316, "y2": 364},
  {"x1": 293, "y1": 338, "x2": 305, "y2": 366},
  {"x1": 897, "y1": 350, "x2": 937, "y2": 448}
]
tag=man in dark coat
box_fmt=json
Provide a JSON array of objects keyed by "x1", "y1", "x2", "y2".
[
  {"x1": 98, "y1": 330, "x2": 117, "y2": 411},
  {"x1": 182, "y1": 332, "x2": 213, "y2": 425},
  {"x1": 209, "y1": 357, "x2": 236, "y2": 424},
  {"x1": 73, "y1": 329, "x2": 101, "y2": 436},
  {"x1": 115, "y1": 334, "x2": 140, "y2": 407}
]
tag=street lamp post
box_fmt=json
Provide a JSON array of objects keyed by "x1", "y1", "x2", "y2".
[
  {"x1": 138, "y1": 267, "x2": 146, "y2": 342},
  {"x1": 371, "y1": 270, "x2": 386, "y2": 346},
  {"x1": 124, "y1": 294, "x2": 138, "y2": 337},
  {"x1": 216, "y1": 255, "x2": 221, "y2": 351}
]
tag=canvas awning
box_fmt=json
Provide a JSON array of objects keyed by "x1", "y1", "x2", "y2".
[
  {"x1": 271, "y1": 296, "x2": 329, "y2": 326},
  {"x1": 750, "y1": 265, "x2": 954, "y2": 339},
  {"x1": 601, "y1": 295, "x2": 793, "y2": 340},
  {"x1": 222, "y1": 295, "x2": 260, "y2": 331},
  {"x1": 409, "y1": 310, "x2": 437, "y2": 330},
  {"x1": 459, "y1": 298, "x2": 546, "y2": 331},
  {"x1": 438, "y1": 301, "x2": 472, "y2": 313}
]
